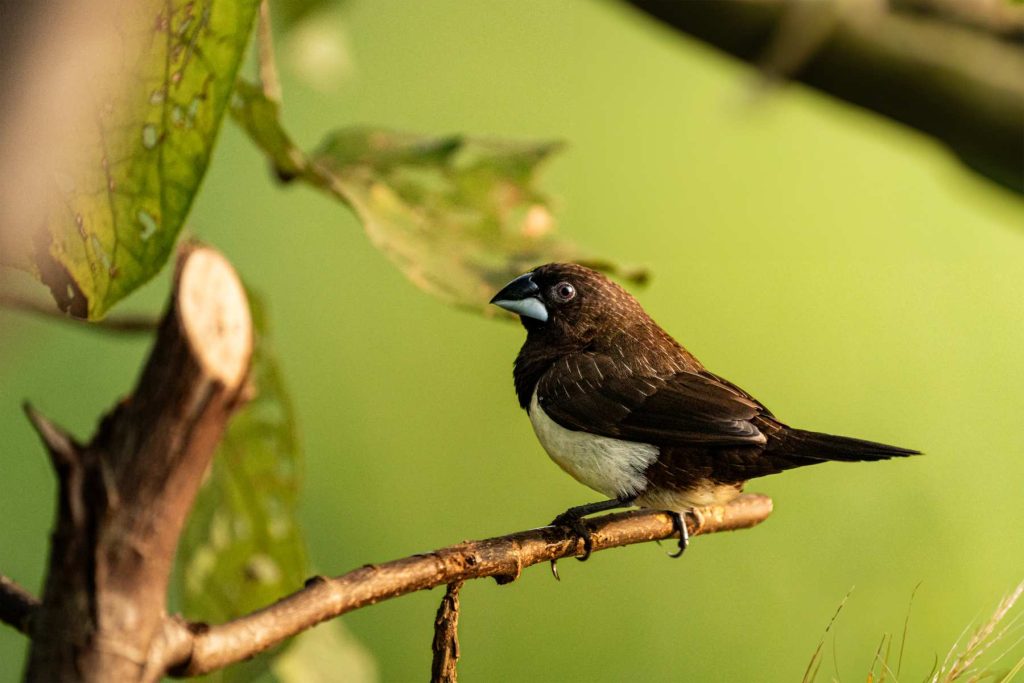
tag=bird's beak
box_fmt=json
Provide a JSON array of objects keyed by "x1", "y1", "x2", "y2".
[{"x1": 490, "y1": 272, "x2": 549, "y2": 322}]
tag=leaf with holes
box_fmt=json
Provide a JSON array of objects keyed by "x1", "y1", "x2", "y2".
[
  {"x1": 230, "y1": 83, "x2": 648, "y2": 315},
  {"x1": 177, "y1": 295, "x2": 308, "y2": 681},
  {"x1": 27, "y1": 0, "x2": 259, "y2": 319}
]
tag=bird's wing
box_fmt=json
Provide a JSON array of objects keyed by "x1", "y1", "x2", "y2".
[{"x1": 536, "y1": 356, "x2": 768, "y2": 446}]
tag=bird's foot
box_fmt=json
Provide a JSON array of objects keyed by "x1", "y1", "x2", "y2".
[
  {"x1": 666, "y1": 510, "x2": 691, "y2": 558},
  {"x1": 548, "y1": 513, "x2": 594, "y2": 580},
  {"x1": 546, "y1": 498, "x2": 633, "y2": 580},
  {"x1": 551, "y1": 511, "x2": 596, "y2": 561}
]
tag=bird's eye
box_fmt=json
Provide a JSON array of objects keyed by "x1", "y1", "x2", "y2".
[{"x1": 553, "y1": 282, "x2": 576, "y2": 302}]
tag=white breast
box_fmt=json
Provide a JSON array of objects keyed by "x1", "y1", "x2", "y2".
[{"x1": 528, "y1": 390, "x2": 658, "y2": 500}]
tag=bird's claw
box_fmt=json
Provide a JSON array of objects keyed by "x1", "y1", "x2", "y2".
[
  {"x1": 666, "y1": 510, "x2": 690, "y2": 558},
  {"x1": 549, "y1": 514, "x2": 595, "y2": 580}
]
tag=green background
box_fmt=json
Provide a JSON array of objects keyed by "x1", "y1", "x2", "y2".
[{"x1": 2, "y1": 1, "x2": 1022, "y2": 680}]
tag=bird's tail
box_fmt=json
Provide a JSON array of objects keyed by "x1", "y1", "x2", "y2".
[{"x1": 770, "y1": 428, "x2": 921, "y2": 465}]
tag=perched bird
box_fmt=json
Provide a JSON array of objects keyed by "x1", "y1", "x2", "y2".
[{"x1": 491, "y1": 263, "x2": 918, "y2": 568}]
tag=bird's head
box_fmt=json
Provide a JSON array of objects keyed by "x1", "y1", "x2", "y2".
[{"x1": 490, "y1": 263, "x2": 643, "y2": 345}]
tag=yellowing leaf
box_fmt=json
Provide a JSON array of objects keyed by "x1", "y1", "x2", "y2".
[
  {"x1": 31, "y1": 0, "x2": 259, "y2": 319},
  {"x1": 230, "y1": 81, "x2": 647, "y2": 315}
]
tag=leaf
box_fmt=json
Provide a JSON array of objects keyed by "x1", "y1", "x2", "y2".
[
  {"x1": 271, "y1": 620, "x2": 377, "y2": 683},
  {"x1": 271, "y1": 0, "x2": 346, "y2": 29},
  {"x1": 230, "y1": 81, "x2": 647, "y2": 315},
  {"x1": 29, "y1": 0, "x2": 260, "y2": 319},
  {"x1": 177, "y1": 294, "x2": 307, "y2": 681}
]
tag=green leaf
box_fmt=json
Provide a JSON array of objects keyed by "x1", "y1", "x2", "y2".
[
  {"x1": 271, "y1": 620, "x2": 377, "y2": 683},
  {"x1": 230, "y1": 81, "x2": 309, "y2": 182},
  {"x1": 271, "y1": 0, "x2": 347, "y2": 29},
  {"x1": 230, "y1": 81, "x2": 647, "y2": 315},
  {"x1": 31, "y1": 0, "x2": 260, "y2": 319},
  {"x1": 177, "y1": 294, "x2": 307, "y2": 681}
]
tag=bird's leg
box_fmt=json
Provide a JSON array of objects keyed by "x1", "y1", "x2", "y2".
[
  {"x1": 548, "y1": 497, "x2": 634, "y2": 579},
  {"x1": 665, "y1": 509, "x2": 692, "y2": 558}
]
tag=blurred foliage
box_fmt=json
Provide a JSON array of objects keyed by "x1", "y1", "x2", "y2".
[
  {"x1": 271, "y1": 0, "x2": 342, "y2": 29},
  {"x1": 271, "y1": 618, "x2": 377, "y2": 683},
  {"x1": 177, "y1": 293, "x2": 373, "y2": 681},
  {"x1": 177, "y1": 294, "x2": 308, "y2": 680},
  {"x1": 18, "y1": 0, "x2": 259, "y2": 320},
  {"x1": 805, "y1": 582, "x2": 1024, "y2": 683},
  {"x1": 230, "y1": 80, "x2": 646, "y2": 315},
  {"x1": 2, "y1": 0, "x2": 1023, "y2": 681}
]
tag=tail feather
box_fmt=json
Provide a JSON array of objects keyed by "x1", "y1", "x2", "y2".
[{"x1": 773, "y1": 428, "x2": 921, "y2": 464}]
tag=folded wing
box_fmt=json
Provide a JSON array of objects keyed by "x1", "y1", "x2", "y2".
[{"x1": 536, "y1": 355, "x2": 769, "y2": 447}]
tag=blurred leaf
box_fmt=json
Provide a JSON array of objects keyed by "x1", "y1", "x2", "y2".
[
  {"x1": 28, "y1": 0, "x2": 259, "y2": 319},
  {"x1": 271, "y1": 620, "x2": 377, "y2": 683},
  {"x1": 230, "y1": 81, "x2": 308, "y2": 182},
  {"x1": 271, "y1": 0, "x2": 346, "y2": 29},
  {"x1": 177, "y1": 294, "x2": 306, "y2": 681},
  {"x1": 230, "y1": 81, "x2": 647, "y2": 315},
  {"x1": 178, "y1": 293, "x2": 375, "y2": 681}
]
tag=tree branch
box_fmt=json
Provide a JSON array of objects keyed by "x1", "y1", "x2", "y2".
[
  {"x1": 165, "y1": 494, "x2": 773, "y2": 676},
  {"x1": 3, "y1": 493, "x2": 772, "y2": 677},
  {"x1": 24, "y1": 244, "x2": 252, "y2": 682},
  {"x1": 0, "y1": 292, "x2": 158, "y2": 333},
  {"x1": 431, "y1": 581, "x2": 464, "y2": 683},
  {"x1": 0, "y1": 575, "x2": 39, "y2": 635},
  {"x1": 622, "y1": 0, "x2": 1024, "y2": 195}
]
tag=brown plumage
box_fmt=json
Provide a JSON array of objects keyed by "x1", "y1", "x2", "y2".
[{"x1": 491, "y1": 263, "x2": 918, "y2": 519}]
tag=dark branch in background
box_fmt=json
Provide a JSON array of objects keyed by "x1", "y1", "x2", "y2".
[
  {"x1": 623, "y1": 0, "x2": 1024, "y2": 195},
  {"x1": 431, "y1": 581, "x2": 464, "y2": 683},
  {"x1": 0, "y1": 292, "x2": 158, "y2": 333},
  {"x1": 162, "y1": 494, "x2": 773, "y2": 677},
  {"x1": 0, "y1": 575, "x2": 39, "y2": 635}
]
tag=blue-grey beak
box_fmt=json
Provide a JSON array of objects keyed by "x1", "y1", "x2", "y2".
[{"x1": 490, "y1": 272, "x2": 549, "y2": 322}]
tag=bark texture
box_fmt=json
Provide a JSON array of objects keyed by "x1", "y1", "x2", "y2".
[
  {"x1": 431, "y1": 581, "x2": 464, "y2": 683},
  {"x1": 165, "y1": 494, "x2": 773, "y2": 676},
  {"x1": 3, "y1": 493, "x2": 773, "y2": 678},
  {"x1": 22, "y1": 244, "x2": 252, "y2": 682}
]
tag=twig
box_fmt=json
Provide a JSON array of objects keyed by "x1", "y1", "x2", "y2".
[
  {"x1": 0, "y1": 292, "x2": 157, "y2": 333},
  {"x1": 164, "y1": 494, "x2": 773, "y2": 676},
  {"x1": 257, "y1": 0, "x2": 282, "y2": 103},
  {"x1": 0, "y1": 575, "x2": 39, "y2": 635},
  {"x1": 4, "y1": 495, "x2": 773, "y2": 677},
  {"x1": 431, "y1": 581, "x2": 464, "y2": 683}
]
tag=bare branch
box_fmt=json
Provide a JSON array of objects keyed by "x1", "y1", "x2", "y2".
[
  {"x1": 0, "y1": 575, "x2": 39, "y2": 635},
  {"x1": 166, "y1": 494, "x2": 773, "y2": 676},
  {"x1": 22, "y1": 402, "x2": 78, "y2": 470},
  {"x1": 623, "y1": 0, "x2": 1024, "y2": 195},
  {"x1": 431, "y1": 581, "x2": 464, "y2": 683},
  {"x1": 25, "y1": 244, "x2": 253, "y2": 682}
]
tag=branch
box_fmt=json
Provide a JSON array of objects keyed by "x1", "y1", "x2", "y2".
[
  {"x1": 0, "y1": 575, "x2": 39, "y2": 635},
  {"x1": 256, "y1": 0, "x2": 281, "y2": 103},
  {"x1": 0, "y1": 292, "x2": 158, "y2": 333},
  {"x1": 24, "y1": 244, "x2": 252, "y2": 682},
  {"x1": 165, "y1": 494, "x2": 773, "y2": 676},
  {"x1": 431, "y1": 581, "x2": 464, "y2": 683},
  {"x1": 622, "y1": 0, "x2": 1024, "y2": 195}
]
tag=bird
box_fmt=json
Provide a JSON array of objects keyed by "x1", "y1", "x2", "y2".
[{"x1": 490, "y1": 263, "x2": 919, "y2": 572}]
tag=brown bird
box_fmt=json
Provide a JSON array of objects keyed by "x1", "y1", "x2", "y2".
[{"x1": 491, "y1": 263, "x2": 918, "y2": 568}]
